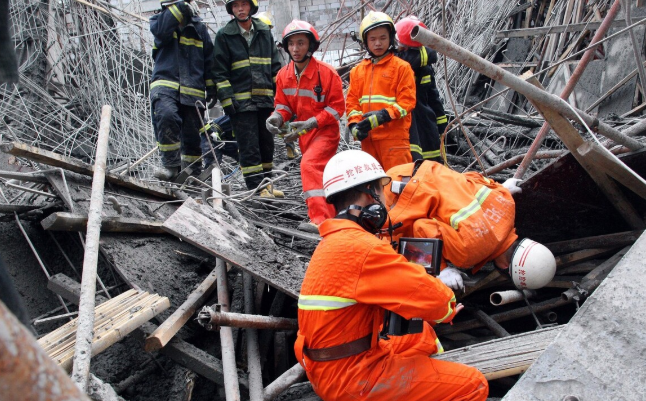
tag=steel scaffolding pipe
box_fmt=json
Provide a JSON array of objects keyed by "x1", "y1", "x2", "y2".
[
  {"x1": 0, "y1": 300, "x2": 90, "y2": 401},
  {"x1": 410, "y1": 27, "x2": 644, "y2": 152},
  {"x1": 197, "y1": 308, "x2": 298, "y2": 331},
  {"x1": 490, "y1": 290, "x2": 537, "y2": 306}
]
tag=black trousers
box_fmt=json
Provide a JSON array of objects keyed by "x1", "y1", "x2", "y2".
[
  {"x1": 151, "y1": 92, "x2": 202, "y2": 168},
  {"x1": 230, "y1": 109, "x2": 274, "y2": 190}
]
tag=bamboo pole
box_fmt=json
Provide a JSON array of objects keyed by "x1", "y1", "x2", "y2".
[
  {"x1": 0, "y1": 300, "x2": 90, "y2": 401},
  {"x1": 71, "y1": 105, "x2": 112, "y2": 392},
  {"x1": 410, "y1": 20, "x2": 643, "y2": 153},
  {"x1": 145, "y1": 267, "x2": 219, "y2": 352},
  {"x1": 244, "y1": 273, "x2": 264, "y2": 401},
  {"x1": 216, "y1": 258, "x2": 241, "y2": 401},
  {"x1": 513, "y1": 0, "x2": 623, "y2": 179},
  {"x1": 198, "y1": 310, "x2": 298, "y2": 331}
]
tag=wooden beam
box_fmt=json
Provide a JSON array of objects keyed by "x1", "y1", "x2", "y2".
[
  {"x1": 546, "y1": 230, "x2": 644, "y2": 254},
  {"x1": 1, "y1": 142, "x2": 175, "y2": 200},
  {"x1": 145, "y1": 267, "x2": 218, "y2": 352},
  {"x1": 41, "y1": 212, "x2": 165, "y2": 234},
  {"x1": 555, "y1": 248, "x2": 616, "y2": 268},
  {"x1": 0, "y1": 204, "x2": 41, "y2": 213}
]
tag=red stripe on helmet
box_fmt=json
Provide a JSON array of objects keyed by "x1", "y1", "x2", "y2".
[
  {"x1": 323, "y1": 175, "x2": 344, "y2": 188},
  {"x1": 519, "y1": 240, "x2": 538, "y2": 267}
]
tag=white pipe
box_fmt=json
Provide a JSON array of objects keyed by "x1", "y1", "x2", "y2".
[{"x1": 490, "y1": 290, "x2": 536, "y2": 306}]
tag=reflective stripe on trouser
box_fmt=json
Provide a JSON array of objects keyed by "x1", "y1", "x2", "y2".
[
  {"x1": 151, "y1": 92, "x2": 202, "y2": 167},
  {"x1": 299, "y1": 128, "x2": 339, "y2": 224},
  {"x1": 360, "y1": 136, "x2": 412, "y2": 173},
  {"x1": 411, "y1": 88, "x2": 442, "y2": 162},
  {"x1": 230, "y1": 109, "x2": 274, "y2": 190},
  {"x1": 427, "y1": 86, "x2": 448, "y2": 135}
]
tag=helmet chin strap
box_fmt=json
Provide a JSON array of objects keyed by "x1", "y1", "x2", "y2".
[{"x1": 236, "y1": 15, "x2": 251, "y2": 22}]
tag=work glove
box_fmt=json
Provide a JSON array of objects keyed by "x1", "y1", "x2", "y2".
[
  {"x1": 360, "y1": 109, "x2": 392, "y2": 129},
  {"x1": 222, "y1": 98, "x2": 239, "y2": 116},
  {"x1": 186, "y1": 0, "x2": 200, "y2": 17},
  {"x1": 265, "y1": 112, "x2": 284, "y2": 135},
  {"x1": 502, "y1": 178, "x2": 523, "y2": 195},
  {"x1": 289, "y1": 117, "x2": 318, "y2": 137},
  {"x1": 349, "y1": 123, "x2": 369, "y2": 141},
  {"x1": 438, "y1": 267, "x2": 466, "y2": 291}
]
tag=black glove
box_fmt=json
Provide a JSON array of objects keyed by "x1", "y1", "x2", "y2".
[
  {"x1": 206, "y1": 94, "x2": 218, "y2": 109},
  {"x1": 222, "y1": 98, "x2": 239, "y2": 116},
  {"x1": 361, "y1": 109, "x2": 392, "y2": 129},
  {"x1": 350, "y1": 123, "x2": 369, "y2": 141}
]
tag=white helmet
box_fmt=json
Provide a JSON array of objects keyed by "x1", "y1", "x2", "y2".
[
  {"x1": 323, "y1": 150, "x2": 391, "y2": 199},
  {"x1": 510, "y1": 239, "x2": 556, "y2": 290}
]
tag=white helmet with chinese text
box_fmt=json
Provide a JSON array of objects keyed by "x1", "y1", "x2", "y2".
[
  {"x1": 510, "y1": 238, "x2": 557, "y2": 290},
  {"x1": 323, "y1": 150, "x2": 390, "y2": 200}
]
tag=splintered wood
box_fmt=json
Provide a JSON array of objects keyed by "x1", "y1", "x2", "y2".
[
  {"x1": 37, "y1": 289, "x2": 169, "y2": 372},
  {"x1": 162, "y1": 198, "x2": 307, "y2": 299}
]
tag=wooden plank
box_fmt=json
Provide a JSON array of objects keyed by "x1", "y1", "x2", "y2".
[
  {"x1": 0, "y1": 204, "x2": 40, "y2": 213},
  {"x1": 577, "y1": 141, "x2": 646, "y2": 200},
  {"x1": 1, "y1": 141, "x2": 175, "y2": 199},
  {"x1": 145, "y1": 267, "x2": 219, "y2": 351},
  {"x1": 252, "y1": 219, "x2": 320, "y2": 242},
  {"x1": 41, "y1": 212, "x2": 165, "y2": 234},
  {"x1": 162, "y1": 198, "x2": 306, "y2": 299},
  {"x1": 47, "y1": 273, "x2": 109, "y2": 305}
]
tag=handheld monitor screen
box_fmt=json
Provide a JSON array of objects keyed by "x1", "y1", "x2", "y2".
[{"x1": 399, "y1": 238, "x2": 441, "y2": 276}]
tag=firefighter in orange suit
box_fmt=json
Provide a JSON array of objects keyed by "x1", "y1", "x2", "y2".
[
  {"x1": 266, "y1": 20, "x2": 344, "y2": 234},
  {"x1": 346, "y1": 11, "x2": 416, "y2": 172},
  {"x1": 294, "y1": 149, "x2": 488, "y2": 401},
  {"x1": 384, "y1": 160, "x2": 557, "y2": 292}
]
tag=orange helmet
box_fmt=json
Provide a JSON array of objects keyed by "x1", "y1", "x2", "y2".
[
  {"x1": 282, "y1": 20, "x2": 321, "y2": 54},
  {"x1": 395, "y1": 16, "x2": 427, "y2": 48}
]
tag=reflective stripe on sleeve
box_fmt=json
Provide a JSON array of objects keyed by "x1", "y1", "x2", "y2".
[
  {"x1": 261, "y1": 162, "x2": 273, "y2": 169},
  {"x1": 199, "y1": 123, "x2": 211, "y2": 134},
  {"x1": 298, "y1": 295, "x2": 357, "y2": 311},
  {"x1": 179, "y1": 37, "x2": 203, "y2": 48},
  {"x1": 449, "y1": 186, "x2": 492, "y2": 229},
  {"x1": 234, "y1": 92, "x2": 251, "y2": 100},
  {"x1": 359, "y1": 95, "x2": 396, "y2": 105},
  {"x1": 348, "y1": 110, "x2": 362, "y2": 118},
  {"x1": 420, "y1": 46, "x2": 428, "y2": 67},
  {"x1": 303, "y1": 189, "x2": 326, "y2": 200},
  {"x1": 324, "y1": 106, "x2": 340, "y2": 120},
  {"x1": 217, "y1": 81, "x2": 232, "y2": 90},
  {"x1": 422, "y1": 149, "x2": 441, "y2": 159},
  {"x1": 435, "y1": 338, "x2": 444, "y2": 354},
  {"x1": 420, "y1": 75, "x2": 431, "y2": 85},
  {"x1": 180, "y1": 86, "x2": 205, "y2": 98},
  {"x1": 252, "y1": 88, "x2": 274, "y2": 97},
  {"x1": 231, "y1": 59, "x2": 251, "y2": 70},
  {"x1": 151, "y1": 80, "x2": 180, "y2": 90},
  {"x1": 168, "y1": 4, "x2": 183, "y2": 23},
  {"x1": 436, "y1": 115, "x2": 448, "y2": 125},
  {"x1": 433, "y1": 295, "x2": 456, "y2": 324},
  {"x1": 205, "y1": 79, "x2": 215, "y2": 87},
  {"x1": 276, "y1": 104, "x2": 293, "y2": 114},
  {"x1": 250, "y1": 56, "x2": 271, "y2": 65}
]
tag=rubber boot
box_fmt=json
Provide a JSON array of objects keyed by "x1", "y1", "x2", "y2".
[{"x1": 153, "y1": 165, "x2": 180, "y2": 181}]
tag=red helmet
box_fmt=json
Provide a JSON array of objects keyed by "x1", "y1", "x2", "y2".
[
  {"x1": 282, "y1": 20, "x2": 321, "y2": 54},
  {"x1": 395, "y1": 16, "x2": 427, "y2": 48}
]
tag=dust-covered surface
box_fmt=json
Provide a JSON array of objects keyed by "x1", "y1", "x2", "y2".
[{"x1": 163, "y1": 198, "x2": 307, "y2": 299}]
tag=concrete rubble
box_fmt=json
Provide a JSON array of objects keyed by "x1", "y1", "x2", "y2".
[{"x1": 1, "y1": 0, "x2": 646, "y2": 400}]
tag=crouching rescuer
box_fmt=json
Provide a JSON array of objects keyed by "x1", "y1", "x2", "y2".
[{"x1": 295, "y1": 149, "x2": 488, "y2": 401}]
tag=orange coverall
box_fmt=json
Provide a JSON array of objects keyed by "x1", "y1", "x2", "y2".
[
  {"x1": 385, "y1": 161, "x2": 518, "y2": 273},
  {"x1": 274, "y1": 58, "x2": 344, "y2": 224},
  {"x1": 295, "y1": 219, "x2": 488, "y2": 401},
  {"x1": 346, "y1": 53, "x2": 416, "y2": 172}
]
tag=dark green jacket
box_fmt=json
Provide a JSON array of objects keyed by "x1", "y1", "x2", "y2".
[{"x1": 211, "y1": 18, "x2": 281, "y2": 112}]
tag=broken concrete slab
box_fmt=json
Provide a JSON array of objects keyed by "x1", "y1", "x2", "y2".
[
  {"x1": 162, "y1": 198, "x2": 307, "y2": 299},
  {"x1": 502, "y1": 232, "x2": 646, "y2": 400}
]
